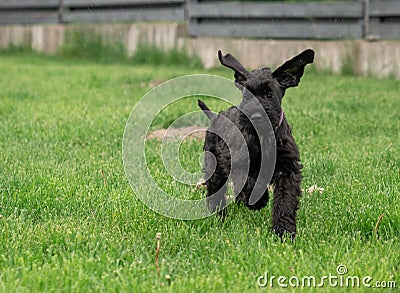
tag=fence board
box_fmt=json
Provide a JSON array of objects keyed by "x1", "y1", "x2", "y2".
[
  {"x1": 63, "y1": 8, "x2": 184, "y2": 23},
  {"x1": 189, "y1": 2, "x2": 362, "y2": 18},
  {"x1": 189, "y1": 22, "x2": 362, "y2": 39},
  {"x1": 0, "y1": 11, "x2": 59, "y2": 24},
  {"x1": 369, "y1": 22, "x2": 400, "y2": 39},
  {"x1": 0, "y1": 0, "x2": 59, "y2": 9},
  {"x1": 369, "y1": 0, "x2": 400, "y2": 17},
  {"x1": 64, "y1": 0, "x2": 185, "y2": 6}
]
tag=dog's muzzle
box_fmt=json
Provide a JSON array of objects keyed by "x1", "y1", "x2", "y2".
[{"x1": 250, "y1": 112, "x2": 264, "y2": 123}]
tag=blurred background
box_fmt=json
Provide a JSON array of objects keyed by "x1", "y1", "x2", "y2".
[
  {"x1": 1, "y1": 2, "x2": 399, "y2": 291},
  {"x1": 1, "y1": 0, "x2": 400, "y2": 77}
]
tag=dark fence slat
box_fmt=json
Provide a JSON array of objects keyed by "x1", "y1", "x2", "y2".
[
  {"x1": 63, "y1": 0, "x2": 185, "y2": 6},
  {"x1": 63, "y1": 8, "x2": 185, "y2": 23},
  {"x1": 0, "y1": 0, "x2": 59, "y2": 9},
  {"x1": 189, "y1": 1, "x2": 362, "y2": 18},
  {"x1": 0, "y1": 11, "x2": 59, "y2": 24},
  {"x1": 369, "y1": 0, "x2": 400, "y2": 17},
  {"x1": 63, "y1": 0, "x2": 186, "y2": 23},
  {"x1": 369, "y1": 22, "x2": 400, "y2": 39},
  {"x1": 189, "y1": 22, "x2": 362, "y2": 39}
]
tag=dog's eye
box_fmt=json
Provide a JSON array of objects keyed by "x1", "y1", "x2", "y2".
[{"x1": 264, "y1": 92, "x2": 273, "y2": 98}]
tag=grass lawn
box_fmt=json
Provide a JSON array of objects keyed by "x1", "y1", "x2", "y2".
[{"x1": 0, "y1": 52, "x2": 399, "y2": 292}]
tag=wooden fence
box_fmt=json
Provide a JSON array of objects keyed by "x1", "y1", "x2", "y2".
[
  {"x1": 189, "y1": 0, "x2": 364, "y2": 39},
  {"x1": 0, "y1": 0, "x2": 186, "y2": 25},
  {"x1": 0, "y1": 0, "x2": 400, "y2": 40},
  {"x1": 368, "y1": 0, "x2": 400, "y2": 39},
  {"x1": 188, "y1": 0, "x2": 400, "y2": 40}
]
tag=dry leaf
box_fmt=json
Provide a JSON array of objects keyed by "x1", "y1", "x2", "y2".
[
  {"x1": 195, "y1": 178, "x2": 206, "y2": 190},
  {"x1": 306, "y1": 185, "x2": 324, "y2": 194}
]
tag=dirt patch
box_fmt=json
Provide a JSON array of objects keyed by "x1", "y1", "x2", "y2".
[
  {"x1": 146, "y1": 126, "x2": 207, "y2": 141},
  {"x1": 140, "y1": 79, "x2": 165, "y2": 88}
]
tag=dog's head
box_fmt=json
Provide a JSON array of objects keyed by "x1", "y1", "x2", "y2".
[{"x1": 218, "y1": 49, "x2": 314, "y2": 128}]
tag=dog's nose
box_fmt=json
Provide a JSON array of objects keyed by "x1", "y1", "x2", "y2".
[{"x1": 250, "y1": 112, "x2": 263, "y2": 122}]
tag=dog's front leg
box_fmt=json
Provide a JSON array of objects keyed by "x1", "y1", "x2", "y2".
[
  {"x1": 232, "y1": 171, "x2": 269, "y2": 210},
  {"x1": 205, "y1": 173, "x2": 228, "y2": 218},
  {"x1": 272, "y1": 168, "x2": 302, "y2": 238}
]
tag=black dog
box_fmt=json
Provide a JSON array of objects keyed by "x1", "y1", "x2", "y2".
[{"x1": 198, "y1": 49, "x2": 314, "y2": 237}]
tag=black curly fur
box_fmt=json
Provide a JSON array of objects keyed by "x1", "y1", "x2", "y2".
[{"x1": 199, "y1": 49, "x2": 314, "y2": 238}]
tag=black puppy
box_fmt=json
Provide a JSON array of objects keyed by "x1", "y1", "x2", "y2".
[{"x1": 198, "y1": 49, "x2": 314, "y2": 237}]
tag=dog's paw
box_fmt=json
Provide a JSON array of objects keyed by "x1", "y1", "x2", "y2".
[{"x1": 272, "y1": 225, "x2": 296, "y2": 240}]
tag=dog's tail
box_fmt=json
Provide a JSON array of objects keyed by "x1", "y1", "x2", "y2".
[{"x1": 198, "y1": 99, "x2": 216, "y2": 120}]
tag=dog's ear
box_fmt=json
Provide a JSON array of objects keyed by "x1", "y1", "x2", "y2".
[
  {"x1": 218, "y1": 50, "x2": 249, "y2": 84},
  {"x1": 272, "y1": 49, "x2": 314, "y2": 89}
]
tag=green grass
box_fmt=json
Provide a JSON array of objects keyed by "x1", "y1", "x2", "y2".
[
  {"x1": 0, "y1": 53, "x2": 399, "y2": 292},
  {"x1": 59, "y1": 31, "x2": 203, "y2": 68}
]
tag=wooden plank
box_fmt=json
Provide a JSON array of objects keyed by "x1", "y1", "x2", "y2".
[
  {"x1": 63, "y1": 8, "x2": 185, "y2": 23},
  {"x1": 0, "y1": 11, "x2": 59, "y2": 24},
  {"x1": 369, "y1": 22, "x2": 400, "y2": 39},
  {"x1": 0, "y1": 0, "x2": 59, "y2": 9},
  {"x1": 64, "y1": 0, "x2": 184, "y2": 7},
  {"x1": 189, "y1": 1, "x2": 362, "y2": 19},
  {"x1": 369, "y1": 0, "x2": 400, "y2": 17},
  {"x1": 188, "y1": 22, "x2": 363, "y2": 39}
]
